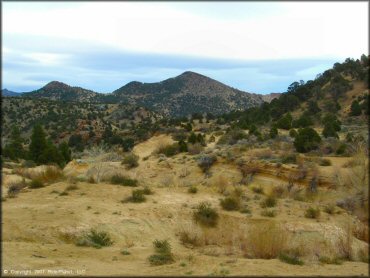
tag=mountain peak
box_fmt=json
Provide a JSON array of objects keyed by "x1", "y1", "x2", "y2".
[{"x1": 43, "y1": 81, "x2": 70, "y2": 90}]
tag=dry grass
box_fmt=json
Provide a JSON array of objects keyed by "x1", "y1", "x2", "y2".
[
  {"x1": 7, "y1": 179, "x2": 27, "y2": 198},
  {"x1": 15, "y1": 165, "x2": 64, "y2": 184},
  {"x1": 245, "y1": 221, "x2": 288, "y2": 259},
  {"x1": 213, "y1": 175, "x2": 229, "y2": 194}
]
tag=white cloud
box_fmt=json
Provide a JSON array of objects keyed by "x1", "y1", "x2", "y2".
[{"x1": 3, "y1": 2, "x2": 368, "y2": 60}]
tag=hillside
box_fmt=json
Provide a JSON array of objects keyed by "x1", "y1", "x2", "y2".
[
  {"x1": 113, "y1": 71, "x2": 264, "y2": 117},
  {"x1": 22, "y1": 81, "x2": 102, "y2": 102},
  {"x1": 1, "y1": 97, "x2": 159, "y2": 147},
  {"x1": 1, "y1": 89, "x2": 22, "y2": 97}
]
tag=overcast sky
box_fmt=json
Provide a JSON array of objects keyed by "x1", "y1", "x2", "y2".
[{"x1": 2, "y1": 1, "x2": 368, "y2": 94}]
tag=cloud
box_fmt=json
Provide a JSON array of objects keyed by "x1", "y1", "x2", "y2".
[
  {"x1": 3, "y1": 2, "x2": 368, "y2": 60},
  {"x1": 2, "y1": 2, "x2": 367, "y2": 93},
  {"x1": 2, "y1": 34, "x2": 340, "y2": 94}
]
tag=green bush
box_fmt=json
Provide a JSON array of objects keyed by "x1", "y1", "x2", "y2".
[
  {"x1": 157, "y1": 144, "x2": 179, "y2": 157},
  {"x1": 188, "y1": 185, "x2": 198, "y2": 194},
  {"x1": 252, "y1": 186, "x2": 264, "y2": 194},
  {"x1": 305, "y1": 207, "x2": 320, "y2": 219},
  {"x1": 294, "y1": 127, "x2": 322, "y2": 153},
  {"x1": 141, "y1": 186, "x2": 153, "y2": 195},
  {"x1": 110, "y1": 175, "x2": 138, "y2": 187},
  {"x1": 148, "y1": 239, "x2": 174, "y2": 266},
  {"x1": 121, "y1": 153, "x2": 139, "y2": 169},
  {"x1": 260, "y1": 196, "x2": 277, "y2": 208},
  {"x1": 29, "y1": 179, "x2": 44, "y2": 189},
  {"x1": 131, "y1": 189, "x2": 146, "y2": 203},
  {"x1": 193, "y1": 202, "x2": 219, "y2": 227},
  {"x1": 76, "y1": 229, "x2": 113, "y2": 248},
  {"x1": 220, "y1": 196, "x2": 241, "y2": 211}
]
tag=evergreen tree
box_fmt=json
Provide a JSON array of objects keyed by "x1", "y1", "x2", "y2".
[
  {"x1": 294, "y1": 127, "x2": 321, "y2": 153},
  {"x1": 269, "y1": 126, "x2": 278, "y2": 139},
  {"x1": 350, "y1": 100, "x2": 362, "y2": 116},
  {"x1": 29, "y1": 124, "x2": 47, "y2": 164},
  {"x1": 39, "y1": 140, "x2": 65, "y2": 167},
  {"x1": 188, "y1": 132, "x2": 197, "y2": 144},
  {"x1": 3, "y1": 126, "x2": 26, "y2": 160},
  {"x1": 178, "y1": 140, "x2": 188, "y2": 152},
  {"x1": 59, "y1": 142, "x2": 72, "y2": 163}
]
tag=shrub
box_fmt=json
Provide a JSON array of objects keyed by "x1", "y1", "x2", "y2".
[
  {"x1": 294, "y1": 127, "x2": 322, "y2": 153},
  {"x1": 252, "y1": 186, "x2": 264, "y2": 194},
  {"x1": 76, "y1": 229, "x2": 113, "y2": 249},
  {"x1": 141, "y1": 186, "x2": 153, "y2": 195},
  {"x1": 130, "y1": 189, "x2": 146, "y2": 203},
  {"x1": 261, "y1": 209, "x2": 276, "y2": 217},
  {"x1": 246, "y1": 222, "x2": 287, "y2": 259},
  {"x1": 324, "y1": 204, "x2": 336, "y2": 214},
  {"x1": 121, "y1": 249, "x2": 131, "y2": 255},
  {"x1": 220, "y1": 196, "x2": 241, "y2": 211},
  {"x1": 305, "y1": 207, "x2": 320, "y2": 219},
  {"x1": 336, "y1": 143, "x2": 347, "y2": 155},
  {"x1": 240, "y1": 207, "x2": 251, "y2": 214},
  {"x1": 157, "y1": 143, "x2": 179, "y2": 157},
  {"x1": 188, "y1": 185, "x2": 198, "y2": 194},
  {"x1": 281, "y1": 153, "x2": 297, "y2": 164},
  {"x1": 110, "y1": 175, "x2": 138, "y2": 187},
  {"x1": 121, "y1": 153, "x2": 139, "y2": 169},
  {"x1": 289, "y1": 129, "x2": 298, "y2": 138},
  {"x1": 197, "y1": 154, "x2": 217, "y2": 174},
  {"x1": 193, "y1": 202, "x2": 219, "y2": 227},
  {"x1": 7, "y1": 180, "x2": 27, "y2": 198},
  {"x1": 279, "y1": 252, "x2": 304, "y2": 265},
  {"x1": 29, "y1": 179, "x2": 44, "y2": 189},
  {"x1": 187, "y1": 143, "x2": 203, "y2": 155},
  {"x1": 260, "y1": 196, "x2": 277, "y2": 208},
  {"x1": 319, "y1": 159, "x2": 332, "y2": 166},
  {"x1": 37, "y1": 166, "x2": 64, "y2": 184},
  {"x1": 148, "y1": 239, "x2": 174, "y2": 266}
]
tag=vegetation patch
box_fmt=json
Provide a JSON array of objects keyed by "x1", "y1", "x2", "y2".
[
  {"x1": 279, "y1": 252, "x2": 304, "y2": 265},
  {"x1": 260, "y1": 196, "x2": 277, "y2": 208},
  {"x1": 220, "y1": 196, "x2": 241, "y2": 211},
  {"x1": 187, "y1": 185, "x2": 198, "y2": 194},
  {"x1": 148, "y1": 239, "x2": 175, "y2": 266},
  {"x1": 305, "y1": 207, "x2": 320, "y2": 219},
  {"x1": 29, "y1": 179, "x2": 45, "y2": 189},
  {"x1": 121, "y1": 153, "x2": 139, "y2": 169},
  {"x1": 76, "y1": 229, "x2": 113, "y2": 248},
  {"x1": 193, "y1": 202, "x2": 219, "y2": 227},
  {"x1": 110, "y1": 175, "x2": 138, "y2": 187}
]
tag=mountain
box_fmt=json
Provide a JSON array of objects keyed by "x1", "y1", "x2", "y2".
[
  {"x1": 112, "y1": 71, "x2": 265, "y2": 117},
  {"x1": 2, "y1": 89, "x2": 22, "y2": 97},
  {"x1": 22, "y1": 81, "x2": 101, "y2": 102},
  {"x1": 11, "y1": 72, "x2": 269, "y2": 117}
]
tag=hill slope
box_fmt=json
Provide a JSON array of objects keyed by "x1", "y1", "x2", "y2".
[
  {"x1": 22, "y1": 81, "x2": 101, "y2": 102},
  {"x1": 112, "y1": 71, "x2": 264, "y2": 117},
  {"x1": 1, "y1": 89, "x2": 22, "y2": 97}
]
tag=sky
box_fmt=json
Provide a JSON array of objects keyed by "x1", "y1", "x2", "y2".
[{"x1": 2, "y1": 1, "x2": 368, "y2": 94}]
